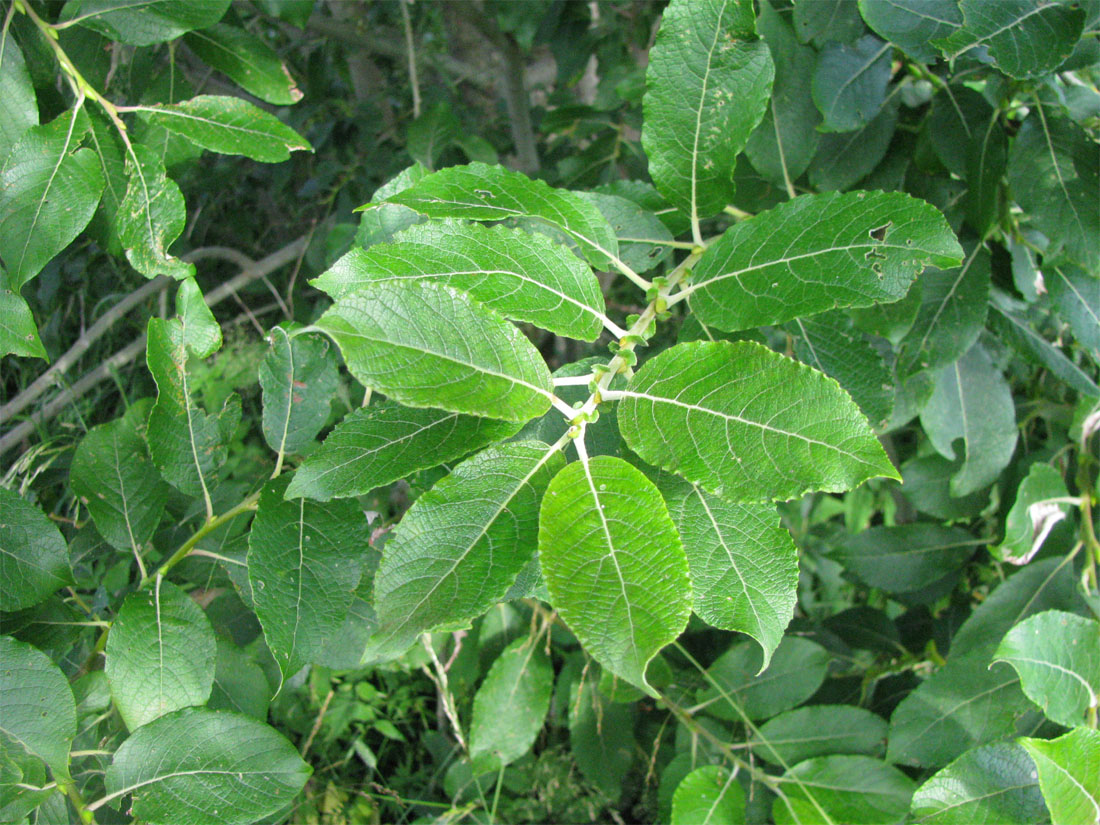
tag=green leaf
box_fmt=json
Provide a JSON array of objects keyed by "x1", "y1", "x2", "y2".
[
  {"x1": 208, "y1": 639, "x2": 271, "y2": 720},
  {"x1": 995, "y1": 463, "x2": 1073, "y2": 565},
  {"x1": 617, "y1": 341, "x2": 897, "y2": 503},
  {"x1": 103, "y1": 707, "x2": 311, "y2": 825},
  {"x1": 793, "y1": 0, "x2": 865, "y2": 46},
  {"x1": 60, "y1": 0, "x2": 232, "y2": 46},
  {"x1": 0, "y1": 636, "x2": 77, "y2": 780},
  {"x1": 812, "y1": 34, "x2": 891, "y2": 133},
  {"x1": 686, "y1": 191, "x2": 962, "y2": 331},
  {"x1": 366, "y1": 442, "x2": 564, "y2": 662},
  {"x1": 964, "y1": 114, "x2": 1007, "y2": 237},
  {"x1": 858, "y1": 0, "x2": 963, "y2": 62},
  {"x1": 0, "y1": 36, "x2": 37, "y2": 159},
  {"x1": 0, "y1": 487, "x2": 73, "y2": 612},
  {"x1": 989, "y1": 298, "x2": 1099, "y2": 398},
  {"x1": 577, "y1": 191, "x2": 673, "y2": 275},
  {"x1": 901, "y1": 454, "x2": 990, "y2": 521},
  {"x1": 1008, "y1": 111, "x2": 1099, "y2": 273},
  {"x1": 993, "y1": 611, "x2": 1100, "y2": 728},
  {"x1": 697, "y1": 636, "x2": 831, "y2": 721},
  {"x1": 752, "y1": 705, "x2": 888, "y2": 766},
  {"x1": 671, "y1": 766, "x2": 746, "y2": 825},
  {"x1": 247, "y1": 477, "x2": 365, "y2": 686},
  {"x1": 920, "y1": 342, "x2": 1018, "y2": 496},
  {"x1": 910, "y1": 742, "x2": 1046, "y2": 825},
  {"x1": 104, "y1": 579, "x2": 216, "y2": 730},
  {"x1": 827, "y1": 525, "x2": 981, "y2": 593},
  {"x1": 0, "y1": 271, "x2": 46, "y2": 360},
  {"x1": 286, "y1": 402, "x2": 519, "y2": 502},
  {"x1": 258, "y1": 328, "x2": 339, "y2": 460},
  {"x1": 927, "y1": 86, "x2": 992, "y2": 179},
  {"x1": 887, "y1": 654, "x2": 1031, "y2": 769},
  {"x1": 70, "y1": 417, "x2": 169, "y2": 555},
  {"x1": 84, "y1": 110, "x2": 127, "y2": 255},
  {"x1": 897, "y1": 243, "x2": 991, "y2": 376},
  {"x1": 184, "y1": 23, "x2": 303, "y2": 105},
  {"x1": 145, "y1": 317, "x2": 240, "y2": 499},
  {"x1": 539, "y1": 456, "x2": 691, "y2": 696},
  {"x1": 641, "y1": 0, "x2": 774, "y2": 225},
  {"x1": 0, "y1": 108, "x2": 104, "y2": 287},
  {"x1": 933, "y1": 0, "x2": 1085, "y2": 80},
  {"x1": 774, "y1": 755, "x2": 916, "y2": 825},
  {"x1": 0, "y1": 731, "x2": 55, "y2": 820},
  {"x1": 381, "y1": 162, "x2": 619, "y2": 268},
  {"x1": 131, "y1": 95, "x2": 312, "y2": 162},
  {"x1": 312, "y1": 280, "x2": 553, "y2": 422},
  {"x1": 569, "y1": 671, "x2": 634, "y2": 802},
  {"x1": 668, "y1": 486, "x2": 797, "y2": 668},
  {"x1": 952, "y1": 557, "x2": 1086, "y2": 662},
  {"x1": 789, "y1": 310, "x2": 894, "y2": 430},
  {"x1": 808, "y1": 103, "x2": 897, "y2": 192},
  {"x1": 1019, "y1": 727, "x2": 1100, "y2": 825},
  {"x1": 406, "y1": 102, "x2": 460, "y2": 170},
  {"x1": 1047, "y1": 266, "x2": 1100, "y2": 360},
  {"x1": 469, "y1": 637, "x2": 553, "y2": 772},
  {"x1": 744, "y1": 0, "x2": 821, "y2": 189},
  {"x1": 115, "y1": 143, "x2": 193, "y2": 280},
  {"x1": 175, "y1": 277, "x2": 221, "y2": 357},
  {"x1": 312, "y1": 220, "x2": 607, "y2": 341}
]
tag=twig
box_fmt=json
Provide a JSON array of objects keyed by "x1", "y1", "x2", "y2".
[
  {"x1": 399, "y1": 0, "x2": 421, "y2": 119},
  {"x1": 301, "y1": 688, "x2": 335, "y2": 759},
  {"x1": 0, "y1": 236, "x2": 310, "y2": 456}
]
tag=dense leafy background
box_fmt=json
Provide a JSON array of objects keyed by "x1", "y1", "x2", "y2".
[{"x1": 1, "y1": 1, "x2": 1097, "y2": 823}]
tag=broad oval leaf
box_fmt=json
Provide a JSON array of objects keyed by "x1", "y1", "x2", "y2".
[
  {"x1": 669, "y1": 486, "x2": 797, "y2": 668},
  {"x1": 0, "y1": 108, "x2": 104, "y2": 286},
  {"x1": 247, "y1": 477, "x2": 365, "y2": 686},
  {"x1": 910, "y1": 742, "x2": 1046, "y2": 825},
  {"x1": 60, "y1": 0, "x2": 232, "y2": 46},
  {"x1": 828, "y1": 524, "x2": 981, "y2": 593},
  {"x1": 208, "y1": 639, "x2": 271, "y2": 720},
  {"x1": 920, "y1": 342, "x2": 1018, "y2": 497},
  {"x1": 469, "y1": 637, "x2": 553, "y2": 773},
  {"x1": 366, "y1": 442, "x2": 564, "y2": 662},
  {"x1": 671, "y1": 766, "x2": 746, "y2": 825},
  {"x1": 380, "y1": 162, "x2": 619, "y2": 268},
  {"x1": 70, "y1": 417, "x2": 169, "y2": 554},
  {"x1": 752, "y1": 705, "x2": 888, "y2": 767},
  {"x1": 618, "y1": 341, "x2": 897, "y2": 503},
  {"x1": 539, "y1": 456, "x2": 691, "y2": 696},
  {"x1": 812, "y1": 34, "x2": 892, "y2": 133},
  {"x1": 104, "y1": 578, "x2": 216, "y2": 730},
  {"x1": 685, "y1": 191, "x2": 963, "y2": 332},
  {"x1": 933, "y1": 0, "x2": 1086, "y2": 80},
  {"x1": 0, "y1": 36, "x2": 37, "y2": 159},
  {"x1": 1018, "y1": 727, "x2": 1100, "y2": 825},
  {"x1": 103, "y1": 707, "x2": 311, "y2": 825},
  {"x1": 1008, "y1": 110, "x2": 1099, "y2": 273},
  {"x1": 258, "y1": 328, "x2": 339, "y2": 461},
  {"x1": 131, "y1": 95, "x2": 312, "y2": 162},
  {"x1": 992, "y1": 610, "x2": 1100, "y2": 728},
  {"x1": 1047, "y1": 265, "x2": 1100, "y2": 353},
  {"x1": 312, "y1": 221, "x2": 607, "y2": 341},
  {"x1": 995, "y1": 463, "x2": 1072, "y2": 565},
  {"x1": 886, "y1": 654, "x2": 1031, "y2": 769},
  {"x1": 0, "y1": 487, "x2": 73, "y2": 612},
  {"x1": 697, "y1": 636, "x2": 831, "y2": 722},
  {"x1": 146, "y1": 317, "x2": 240, "y2": 498},
  {"x1": 116, "y1": 143, "x2": 193, "y2": 280},
  {"x1": 0, "y1": 276, "x2": 46, "y2": 360},
  {"x1": 184, "y1": 23, "x2": 303, "y2": 105},
  {"x1": 0, "y1": 636, "x2": 77, "y2": 779},
  {"x1": 641, "y1": 0, "x2": 774, "y2": 225},
  {"x1": 896, "y1": 242, "x2": 991, "y2": 377},
  {"x1": 774, "y1": 755, "x2": 916, "y2": 825},
  {"x1": 858, "y1": 0, "x2": 963, "y2": 63},
  {"x1": 312, "y1": 280, "x2": 553, "y2": 422},
  {"x1": 286, "y1": 402, "x2": 519, "y2": 502}
]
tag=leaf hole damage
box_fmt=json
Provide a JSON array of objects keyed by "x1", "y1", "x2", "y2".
[{"x1": 869, "y1": 222, "x2": 891, "y2": 242}]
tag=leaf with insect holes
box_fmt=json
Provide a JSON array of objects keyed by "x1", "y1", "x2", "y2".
[
  {"x1": 642, "y1": 0, "x2": 774, "y2": 224},
  {"x1": 685, "y1": 191, "x2": 962, "y2": 332}
]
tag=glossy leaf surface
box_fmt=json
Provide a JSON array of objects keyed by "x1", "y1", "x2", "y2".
[
  {"x1": 115, "y1": 144, "x2": 192, "y2": 280},
  {"x1": 61, "y1": 0, "x2": 232, "y2": 46},
  {"x1": 775, "y1": 755, "x2": 915, "y2": 825},
  {"x1": 618, "y1": 341, "x2": 897, "y2": 502},
  {"x1": 1019, "y1": 727, "x2": 1100, "y2": 825},
  {"x1": 752, "y1": 705, "x2": 887, "y2": 767},
  {"x1": 671, "y1": 766, "x2": 746, "y2": 825},
  {"x1": 184, "y1": 24, "x2": 303, "y2": 105}
]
